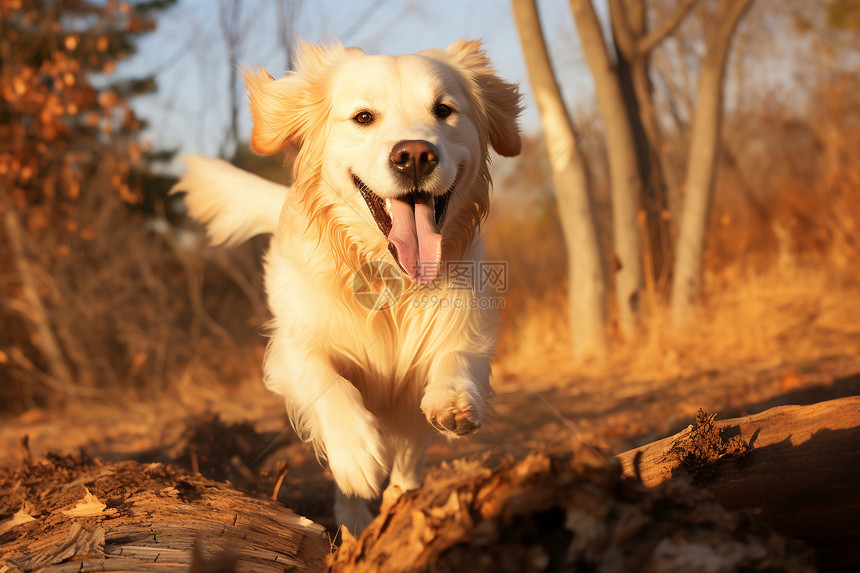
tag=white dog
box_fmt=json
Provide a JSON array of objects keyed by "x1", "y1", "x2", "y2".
[{"x1": 172, "y1": 39, "x2": 521, "y2": 532}]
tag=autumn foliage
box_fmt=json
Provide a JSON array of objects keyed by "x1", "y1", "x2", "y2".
[
  {"x1": 0, "y1": 0, "x2": 230, "y2": 411},
  {"x1": 0, "y1": 0, "x2": 160, "y2": 211}
]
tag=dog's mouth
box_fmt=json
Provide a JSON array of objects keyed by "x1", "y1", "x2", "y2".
[{"x1": 352, "y1": 168, "x2": 461, "y2": 284}]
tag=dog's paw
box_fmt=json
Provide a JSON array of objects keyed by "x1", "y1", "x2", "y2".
[
  {"x1": 421, "y1": 387, "x2": 482, "y2": 438},
  {"x1": 324, "y1": 411, "x2": 389, "y2": 499}
]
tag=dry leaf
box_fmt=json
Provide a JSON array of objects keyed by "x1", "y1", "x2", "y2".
[
  {"x1": 0, "y1": 506, "x2": 36, "y2": 535},
  {"x1": 61, "y1": 488, "x2": 106, "y2": 517}
]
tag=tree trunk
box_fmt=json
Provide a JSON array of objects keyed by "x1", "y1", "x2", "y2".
[
  {"x1": 670, "y1": 0, "x2": 754, "y2": 324},
  {"x1": 609, "y1": 0, "x2": 694, "y2": 295},
  {"x1": 219, "y1": 0, "x2": 243, "y2": 159},
  {"x1": 512, "y1": 0, "x2": 607, "y2": 358},
  {"x1": 568, "y1": 0, "x2": 643, "y2": 337},
  {"x1": 275, "y1": 0, "x2": 299, "y2": 72}
]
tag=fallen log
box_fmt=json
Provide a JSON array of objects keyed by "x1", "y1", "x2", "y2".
[
  {"x1": 328, "y1": 446, "x2": 814, "y2": 572},
  {"x1": 617, "y1": 396, "x2": 860, "y2": 572},
  {"x1": 0, "y1": 453, "x2": 330, "y2": 572}
]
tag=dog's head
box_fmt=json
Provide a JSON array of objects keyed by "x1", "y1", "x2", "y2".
[{"x1": 242, "y1": 40, "x2": 521, "y2": 283}]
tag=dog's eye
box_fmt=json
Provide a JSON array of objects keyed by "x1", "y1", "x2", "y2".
[
  {"x1": 434, "y1": 103, "x2": 453, "y2": 120},
  {"x1": 353, "y1": 111, "x2": 374, "y2": 125}
]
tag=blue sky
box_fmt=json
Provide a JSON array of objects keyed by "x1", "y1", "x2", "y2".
[{"x1": 120, "y1": 0, "x2": 598, "y2": 168}]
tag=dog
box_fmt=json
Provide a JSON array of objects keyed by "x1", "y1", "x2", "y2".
[{"x1": 172, "y1": 39, "x2": 521, "y2": 532}]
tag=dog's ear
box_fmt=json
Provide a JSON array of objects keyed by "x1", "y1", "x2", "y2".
[
  {"x1": 443, "y1": 40, "x2": 523, "y2": 157},
  {"x1": 242, "y1": 68, "x2": 308, "y2": 155},
  {"x1": 242, "y1": 41, "x2": 361, "y2": 155}
]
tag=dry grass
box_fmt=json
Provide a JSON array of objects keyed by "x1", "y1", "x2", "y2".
[
  {"x1": 623, "y1": 261, "x2": 860, "y2": 378},
  {"x1": 486, "y1": 181, "x2": 860, "y2": 385},
  {"x1": 0, "y1": 183, "x2": 271, "y2": 413},
  {"x1": 493, "y1": 247, "x2": 860, "y2": 385}
]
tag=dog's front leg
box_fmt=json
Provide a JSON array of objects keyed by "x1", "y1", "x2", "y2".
[
  {"x1": 264, "y1": 335, "x2": 389, "y2": 521},
  {"x1": 315, "y1": 375, "x2": 389, "y2": 533},
  {"x1": 421, "y1": 351, "x2": 492, "y2": 439}
]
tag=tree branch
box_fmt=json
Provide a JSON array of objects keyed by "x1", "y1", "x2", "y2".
[
  {"x1": 637, "y1": 0, "x2": 699, "y2": 54},
  {"x1": 714, "y1": 0, "x2": 756, "y2": 45},
  {"x1": 608, "y1": 0, "x2": 637, "y2": 60}
]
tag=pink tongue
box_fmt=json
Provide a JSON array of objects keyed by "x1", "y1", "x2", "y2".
[{"x1": 387, "y1": 196, "x2": 442, "y2": 283}]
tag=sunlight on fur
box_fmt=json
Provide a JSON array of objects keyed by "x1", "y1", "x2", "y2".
[{"x1": 172, "y1": 39, "x2": 521, "y2": 533}]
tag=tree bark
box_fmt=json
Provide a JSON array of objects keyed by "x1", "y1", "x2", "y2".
[
  {"x1": 512, "y1": 0, "x2": 607, "y2": 357},
  {"x1": 617, "y1": 396, "x2": 860, "y2": 572},
  {"x1": 568, "y1": 0, "x2": 643, "y2": 337},
  {"x1": 670, "y1": 0, "x2": 754, "y2": 324}
]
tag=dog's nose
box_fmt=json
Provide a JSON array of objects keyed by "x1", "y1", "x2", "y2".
[{"x1": 389, "y1": 140, "x2": 438, "y2": 185}]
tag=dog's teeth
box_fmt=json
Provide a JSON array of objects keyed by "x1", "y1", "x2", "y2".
[{"x1": 385, "y1": 199, "x2": 392, "y2": 216}]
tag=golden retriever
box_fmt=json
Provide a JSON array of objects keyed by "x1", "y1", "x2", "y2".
[{"x1": 172, "y1": 39, "x2": 521, "y2": 532}]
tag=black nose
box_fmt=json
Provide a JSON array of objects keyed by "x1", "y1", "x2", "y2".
[{"x1": 389, "y1": 140, "x2": 438, "y2": 185}]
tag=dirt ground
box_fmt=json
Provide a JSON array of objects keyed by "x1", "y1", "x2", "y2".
[{"x1": 3, "y1": 352, "x2": 859, "y2": 539}]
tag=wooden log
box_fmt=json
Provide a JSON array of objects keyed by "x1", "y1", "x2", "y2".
[
  {"x1": 617, "y1": 396, "x2": 860, "y2": 571},
  {"x1": 0, "y1": 455, "x2": 330, "y2": 572},
  {"x1": 328, "y1": 446, "x2": 814, "y2": 572}
]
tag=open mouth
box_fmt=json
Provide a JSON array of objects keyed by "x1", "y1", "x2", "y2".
[{"x1": 352, "y1": 168, "x2": 462, "y2": 284}]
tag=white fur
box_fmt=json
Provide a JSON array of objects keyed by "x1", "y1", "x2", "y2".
[
  {"x1": 171, "y1": 39, "x2": 521, "y2": 533},
  {"x1": 174, "y1": 154, "x2": 286, "y2": 246}
]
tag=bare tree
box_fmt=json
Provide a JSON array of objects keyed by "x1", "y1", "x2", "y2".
[
  {"x1": 218, "y1": 0, "x2": 244, "y2": 159},
  {"x1": 609, "y1": 0, "x2": 699, "y2": 292},
  {"x1": 671, "y1": 0, "x2": 755, "y2": 324},
  {"x1": 512, "y1": 0, "x2": 608, "y2": 358},
  {"x1": 568, "y1": 0, "x2": 644, "y2": 337}
]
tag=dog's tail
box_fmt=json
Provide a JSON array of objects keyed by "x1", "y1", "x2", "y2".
[{"x1": 170, "y1": 154, "x2": 288, "y2": 246}]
